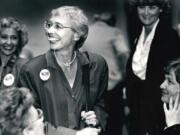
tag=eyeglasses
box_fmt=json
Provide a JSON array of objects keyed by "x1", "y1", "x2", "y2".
[{"x1": 44, "y1": 20, "x2": 75, "y2": 31}]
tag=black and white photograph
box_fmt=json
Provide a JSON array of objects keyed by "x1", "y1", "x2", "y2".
[{"x1": 0, "y1": 0, "x2": 180, "y2": 135}]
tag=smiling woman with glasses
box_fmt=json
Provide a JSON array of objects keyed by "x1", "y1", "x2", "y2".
[
  {"x1": 18, "y1": 5, "x2": 108, "y2": 135},
  {"x1": 44, "y1": 20, "x2": 76, "y2": 32}
]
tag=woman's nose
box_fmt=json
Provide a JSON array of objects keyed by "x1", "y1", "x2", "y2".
[
  {"x1": 6, "y1": 38, "x2": 11, "y2": 44},
  {"x1": 144, "y1": 7, "x2": 149, "y2": 15},
  {"x1": 160, "y1": 81, "x2": 166, "y2": 89},
  {"x1": 46, "y1": 25, "x2": 55, "y2": 34}
]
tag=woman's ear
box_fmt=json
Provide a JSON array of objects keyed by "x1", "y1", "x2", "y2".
[
  {"x1": 160, "y1": 9, "x2": 163, "y2": 13},
  {"x1": 74, "y1": 32, "x2": 80, "y2": 41}
]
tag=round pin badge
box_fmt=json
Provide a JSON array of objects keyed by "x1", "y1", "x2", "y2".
[
  {"x1": 3, "y1": 73, "x2": 15, "y2": 86},
  {"x1": 40, "y1": 69, "x2": 50, "y2": 81}
]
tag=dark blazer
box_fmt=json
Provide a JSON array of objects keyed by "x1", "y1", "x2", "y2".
[
  {"x1": 18, "y1": 50, "x2": 108, "y2": 135},
  {"x1": 162, "y1": 125, "x2": 180, "y2": 135},
  {"x1": 126, "y1": 20, "x2": 180, "y2": 135}
]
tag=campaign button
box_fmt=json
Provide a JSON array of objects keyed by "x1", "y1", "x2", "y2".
[
  {"x1": 40, "y1": 69, "x2": 50, "y2": 81},
  {"x1": 3, "y1": 73, "x2": 15, "y2": 86}
]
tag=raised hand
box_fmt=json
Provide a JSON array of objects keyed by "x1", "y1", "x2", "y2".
[{"x1": 163, "y1": 93, "x2": 180, "y2": 127}]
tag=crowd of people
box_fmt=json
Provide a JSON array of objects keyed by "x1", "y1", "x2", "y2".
[{"x1": 0, "y1": 0, "x2": 180, "y2": 135}]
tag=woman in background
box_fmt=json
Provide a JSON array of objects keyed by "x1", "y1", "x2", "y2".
[
  {"x1": 0, "y1": 17, "x2": 28, "y2": 89},
  {"x1": 126, "y1": 0, "x2": 180, "y2": 135}
]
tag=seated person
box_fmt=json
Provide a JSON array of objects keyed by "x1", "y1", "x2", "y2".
[
  {"x1": 160, "y1": 58, "x2": 180, "y2": 135},
  {"x1": 0, "y1": 87, "x2": 45, "y2": 135}
]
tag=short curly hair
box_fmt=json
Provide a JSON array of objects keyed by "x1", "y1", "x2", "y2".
[
  {"x1": 127, "y1": 0, "x2": 171, "y2": 16},
  {"x1": 51, "y1": 6, "x2": 89, "y2": 50},
  {"x1": 0, "y1": 87, "x2": 34, "y2": 135},
  {"x1": 164, "y1": 58, "x2": 180, "y2": 84},
  {"x1": 0, "y1": 17, "x2": 28, "y2": 56}
]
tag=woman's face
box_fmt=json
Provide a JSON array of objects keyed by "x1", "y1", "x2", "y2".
[
  {"x1": 0, "y1": 28, "x2": 19, "y2": 56},
  {"x1": 137, "y1": 5, "x2": 161, "y2": 27},
  {"x1": 23, "y1": 106, "x2": 45, "y2": 135},
  {"x1": 44, "y1": 11, "x2": 78, "y2": 51},
  {"x1": 160, "y1": 70, "x2": 180, "y2": 103}
]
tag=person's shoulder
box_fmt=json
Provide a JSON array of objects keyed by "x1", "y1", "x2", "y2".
[
  {"x1": 85, "y1": 51, "x2": 108, "y2": 67},
  {"x1": 162, "y1": 124, "x2": 180, "y2": 135},
  {"x1": 15, "y1": 57, "x2": 29, "y2": 68},
  {"x1": 156, "y1": 20, "x2": 179, "y2": 41},
  {"x1": 16, "y1": 57, "x2": 28, "y2": 64},
  {"x1": 158, "y1": 20, "x2": 176, "y2": 33},
  {"x1": 22, "y1": 54, "x2": 46, "y2": 70}
]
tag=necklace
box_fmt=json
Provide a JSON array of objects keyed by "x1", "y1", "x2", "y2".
[
  {"x1": 54, "y1": 50, "x2": 77, "y2": 87},
  {"x1": 54, "y1": 50, "x2": 77, "y2": 68}
]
